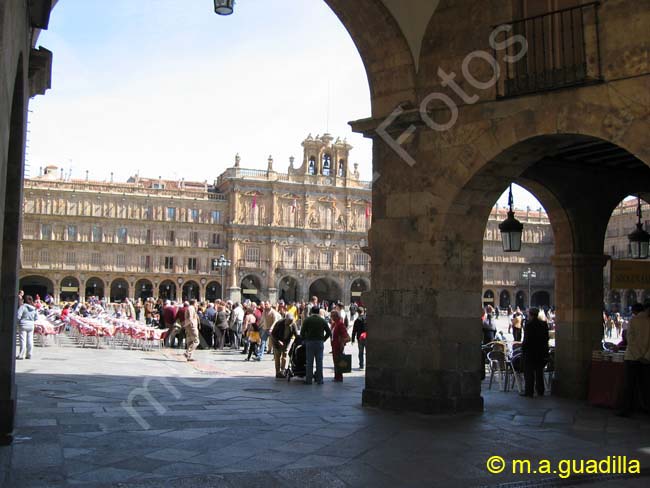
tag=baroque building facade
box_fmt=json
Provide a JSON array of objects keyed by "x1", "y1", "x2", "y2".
[
  {"x1": 482, "y1": 206, "x2": 555, "y2": 310},
  {"x1": 19, "y1": 134, "x2": 372, "y2": 305}
]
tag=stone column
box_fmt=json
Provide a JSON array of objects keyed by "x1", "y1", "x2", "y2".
[{"x1": 551, "y1": 253, "x2": 608, "y2": 399}]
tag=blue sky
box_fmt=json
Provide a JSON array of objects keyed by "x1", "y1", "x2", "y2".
[{"x1": 28, "y1": 0, "x2": 542, "y2": 209}]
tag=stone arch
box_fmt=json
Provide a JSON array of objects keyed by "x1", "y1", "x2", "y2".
[
  {"x1": 109, "y1": 278, "x2": 129, "y2": 303},
  {"x1": 499, "y1": 289, "x2": 510, "y2": 309},
  {"x1": 205, "y1": 281, "x2": 222, "y2": 302},
  {"x1": 515, "y1": 290, "x2": 526, "y2": 310},
  {"x1": 278, "y1": 275, "x2": 300, "y2": 304},
  {"x1": 135, "y1": 279, "x2": 154, "y2": 300},
  {"x1": 324, "y1": 0, "x2": 417, "y2": 114},
  {"x1": 532, "y1": 290, "x2": 551, "y2": 308},
  {"x1": 482, "y1": 289, "x2": 494, "y2": 307},
  {"x1": 182, "y1": 280, "x2": 200, "y2": 301},
  {"x1": 241, "y1": 274, "x2": 263, "y2": 304},
  {"x1": 350, "y1": 277, "x2": 370, "y2": 304},
  {"x1": 85, "y1": 277, "x2": 105, "y2": 299},
  {"x1": 19, "y1": 275, "x2": 54, "y2": 300},
  {"x1": 60, "y1": 276, "x2": 80, "y2": 302},
  {"x1": 309, "y1": 277, "x2": 343, "y2": 305},
  {"x1": 624, "y1": 289, "x2": 637, "y2": 310},
  {"x1": 159, "y1": 280, "x2": 176, "y2": 301}
]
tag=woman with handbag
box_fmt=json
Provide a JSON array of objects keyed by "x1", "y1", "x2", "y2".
[{"x1": 330, "y1": 310, "x2": 350, "y2": 382}]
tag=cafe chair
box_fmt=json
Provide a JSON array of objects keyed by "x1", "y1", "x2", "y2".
[{"x1": 487, "y1": 350, "x2": 509, "y2": 391}]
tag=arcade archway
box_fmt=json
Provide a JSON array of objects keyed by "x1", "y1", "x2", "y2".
[
  {"x1": 241, "y1": 275, "x2": 262, "y2": 304},
  {"x1": 499, "y1": 290, "x2": 511, "y2": 309},
  {"x1": 532, "y1": 291, "x2": 550, "y2": 308},
  {"x1": 182, "y1": 281, "x2": 200, "y2": 301},
  {"x1": 482, "y1": 290, "x2": 495, "y2": 308},
  {"x1": 60, "y1": 276, "x2": 79, "y2": 302},
  {"x1": 278, "y1": 276, "x2": 299, "y2": 304},
  {"x1": 309, "y1": 278, "x2": 342, "y2": 304},
  {"x1": 110, "y1": 278, "x2": 129, "y2": 303},
  {"x1": 350, "y1": 278, "x2": 369, "y2": 305},
  {"x1": 135, "y1": 279, "x2": 154, "y2": 300},
  {"x1": 84, "y1": 277, "x2": 105, "y2": 300},
  {"x1": 19, "y1": 275, "x2": 54, "y2": 300},
  {"x1": 206, "y1": 281, "x2": 222, "y2": 302},
  {"x1": 159, "y1": 280, "x2": 176, "y2": 301}
]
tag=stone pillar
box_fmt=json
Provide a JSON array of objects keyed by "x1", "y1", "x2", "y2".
[
  {"x1": 551, "y1": 253, "x2": 608, "y2": 399},
  {"x1": 268, "y1": 288, "x2": 278, "y2": 304}
]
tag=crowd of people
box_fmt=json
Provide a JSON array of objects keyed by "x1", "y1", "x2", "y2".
[{"x1": 15, "y1": 291, "x2": 368, "y2": 383}]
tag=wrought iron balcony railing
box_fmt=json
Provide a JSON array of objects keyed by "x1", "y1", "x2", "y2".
[{"x1": 493, "y1": 2, "x2": 602, "y2": 98}]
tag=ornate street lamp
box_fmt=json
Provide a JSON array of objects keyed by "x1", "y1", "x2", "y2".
[
  {"x1": 498, "y1": 184, "x2": 524, "y2": 252},
  {"x1": 522, "y1": 267, "x2": 536, "y2": 309},
  {"x1": 214, "y1": 0, "x2": 235, "y2": 15},
  {"x1": 629, "y1": 195, "x2": 650, "y2": 259},
  {"x1": 213, "y1": 254, "x2": 232, "y2": 300}
]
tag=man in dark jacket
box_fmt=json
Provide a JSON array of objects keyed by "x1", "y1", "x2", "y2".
[
  {"x1": 271, "y1": 313, "x2": 299, "y2": 378},
  {"x1": 351, "y1": 307, "x2": 367, "y2": 370},
  {"x1": 521, "y1": 307, "x2": 550, "y2": 397},
  {"x1": 300, "y1": 307, "x2": 331, "y2": 385}
]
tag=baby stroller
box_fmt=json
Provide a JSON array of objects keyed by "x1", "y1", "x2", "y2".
[{"x1": 286, "y1": 336, "x2": 306, "y2": 382}]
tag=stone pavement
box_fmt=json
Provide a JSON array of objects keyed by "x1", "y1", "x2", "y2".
[{"x1": 1, "y1": 342, "x2": 649, "y2": 487}]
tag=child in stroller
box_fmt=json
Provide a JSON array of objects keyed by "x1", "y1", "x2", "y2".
[{"x1": 286, "y1": 336, "x2": 306, "y2": 381}]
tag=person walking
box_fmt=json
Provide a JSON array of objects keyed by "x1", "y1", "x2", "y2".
[
  {"x1": 260, "y1": 302, "x2": 281, "y2": 360},
  {"x1": 230, "y1": 302, "x2": 244, "y2": 350},
  {"x1": 351, "y1": 307, "x2": 367, "y2": 370},
  {"x1": 330, "y1": 310, "x2": 350, "y2": 382},
  {"x1": 300, "y1": 306, "x2": 331, "y2": 385},
  {"x1": 271, "y1": 313, "x2": 298, "y2": 378},
  {"x1": 521, "y1": 308, "x2": 550, "y2": 397},
  {"x1": 183, "y1": 300, "x2": 200, "y2": 361},
  {"x1": 17, "y1": 295, "x2": 38, "y2": 360},
  {"x1": 510, "y1": 308, "x2": 523, "y2": 342}
]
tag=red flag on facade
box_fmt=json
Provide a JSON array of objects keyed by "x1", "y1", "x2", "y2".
[
  {"x1": 252, "y1": 194, "x2": 257, "y2": 209},
  {"x1": 365, "y1": 203, "x2": 371, "y2": 219},
  {"x1": 291, "y1": 198, "x2": 297, "y2": 213}
]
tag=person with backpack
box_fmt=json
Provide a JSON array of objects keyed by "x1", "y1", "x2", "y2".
[
  {"x1": 351, "y1": 307, "x2": 367, "y2": 370},
  {"x1": 17, "y1": 295, "x2": 38, "y2": 360}
]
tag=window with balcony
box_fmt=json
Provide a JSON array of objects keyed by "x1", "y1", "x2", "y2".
[
  {"x1": 211, "y1": 210, "x2": 221, "y2": 224},
  {"x1": 167, "y1": 230, "x2": 175, "y2": 244},
  {"x1": 190, "y1": 231, "x2": 199, "y2": 245},
  {"x1": 211, "y1": 233, "x2": 221, "y2": 247},
  {"x1": 117, "y1": 227, "x2": 128, "y2": 244},
  {"x1": 164, "y1": 256, "x2": 174, "y2": 271},
  {"x1": 22, "y1": 248, "x2": 34, "y2": 265},
  {"x1": 65, "y1": 252, "x2": 76, "y2": 266},
  {"x1": 494, "y1": 2, "x2": 602, "y2": 98},
  {"x1": 67, "y1": 225, "x2": 78, "y2": 241},
  {"x1": 41, "y1": 224, "x2": 52, "y2": 240},
  {"x1": 144, "y1": 206, "x2": 153, "y2": 220},
  {"x1": 140, "y1": 255, "x2": 152, "y2": 272},
  {"x1": 321, "y1": 251, "x2": 333, "y2": 268},
  {"x1": 91, "y1": 252, "x2": 102, "y2": 267},
  {"x1": 283, "y1": 248, "x2": 297, "y2": 268},
  {"x1": 40, "y1": 249, "x2": 49, "y2": 264},
  {"x1": 245, "y1": 247, "x2": 260, "y2": 265},
  {"x1": 23, "y1": 222, "x2": 36, "y2": 237},
  {"x1": 116, "y1": 254, "x2": 126, "y2": 267},
  {"x1": 188, "y1": 257, "x2": 197, "y2": 271},
  {"x1": 191, "y1": 209, "x2": 200, "y2": 222},
  {"x1": 92, "y1": 225, "x2": 103, "y2": 243},
  {"x1": 167, "y1": 207, "x2": 176, "y2": 221},
  {"x1": 353, "y1": 252, "x2": 368, "y2": 269}
]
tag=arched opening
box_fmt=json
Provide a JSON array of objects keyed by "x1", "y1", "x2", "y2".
[
  {"x1": 135, "y1": 279, "x2": 153, "y2": 301},
  {"x1": 182, "y1": 280, "x2": 200, "y2": 301},
  {"x1": 159, "y1": 280, "x2": 176, "y2": 301},
  {"x1": 350, "y1": 278, "x2": 369, "y2": 305},
  {"x1": 19, "y1": 275, "x2": 54, "y2": 301},
  {"x1": 309, "y1": 277, "x2": 342, "y2": 304},
  {"x1": 608, "y1": 290, "x2": 622, "y2": 313},
  {"x1": 532, "y1": 290, "x2": 551, "y2": 308},
  {"x1": 241, "y1": 275, "x2": 262, "y2": 304},
  {"x1": 499, "y1": 290, "x2": 511, "y2": 309},
  {"x1": 84, "y1": 277, "x2": 105, "y2": 300},
  {"x1": 625, "y1": 289, "x2": 637, "y2": 311},
  {"x1": 322, "y1": 154, "x2": 332, "y2": 176},
  {"x1": 60, "y1": 276, "x2": 80, "y2": 302},
  {"x1": 483, "y1": 290, "x2": 495, "y2": 308},
  {"x1": 308, "y1": 157, "x2": 316, "y2": 175},
  {"x1": 643, "y1": 290, "x2": 650, "y2": 305},
  {"x1": 109, "y1": 278, "x2": 129, "y2": 303},
  {"x1": 338, "y1": 159, "x2": 345, "y2": 177},
  {"x1": 515, "y1": 291, "x2": 526, "y2": 310},
  {"x1": 279, "y1": 276, "x2": 299, "y2": 303},
  {"x1": 205, "y1": 281, "x2": 222, "y2": 302}
]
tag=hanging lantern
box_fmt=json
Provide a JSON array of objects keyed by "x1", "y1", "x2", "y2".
[
  {"x1": 498, "y1": 184, "x2": 524, "y2": 252},
  {"x1": 629, "y1": 196, "x2": 650, "y2": 259},
  {"x1": 214, "y1": 0, "x2": 235, "y2": 15}
]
